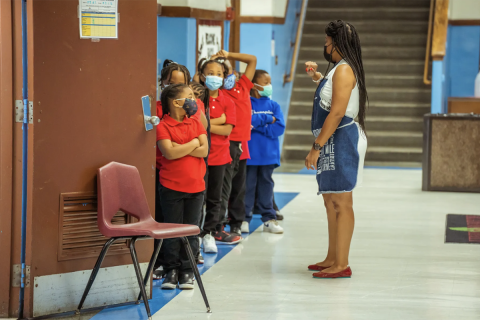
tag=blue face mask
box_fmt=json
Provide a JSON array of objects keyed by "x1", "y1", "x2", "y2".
[
  {"x1": 255, "y1": 84, "x2": 273, "y2": 97},
  {"x1": 204, "y1": 75, "x2": 224, "y2": 91},
  {"x1": 223, "y1": 73, "x2": 236, "y2": 90},
  {"x1": 176, "y1": 98, "x2": 198, "y2": 117}
]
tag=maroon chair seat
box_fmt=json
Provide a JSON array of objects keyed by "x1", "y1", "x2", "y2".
[
  {"x1": 101, "y1": 220, "x2": 200, "y2": 239},
  {"x1": 76, "y1": 162, "x2": 210, "y2": 319}
]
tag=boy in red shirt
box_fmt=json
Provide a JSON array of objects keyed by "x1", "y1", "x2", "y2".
[
  {"x1": 156, "y1": 83, "x2": 208, "y2": 290},
  {"x1": 212, "y1": 51, "x2": 257, "y2": 236}
]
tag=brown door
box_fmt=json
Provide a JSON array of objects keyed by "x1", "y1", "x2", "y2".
[
  {"x1": 9, "y1": 0, "x2": 157, "y2": 317},
  {"x1": 0, "y1": 0, "x2": 14, "y2": 316}
]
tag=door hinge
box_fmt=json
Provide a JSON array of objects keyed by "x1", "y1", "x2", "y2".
[
  {"x1": 15, "y1": 100, "x2": 33, "y2": 124},
  {"x1": 12, "y1": 264, "x2": 31, "y2": 287}
]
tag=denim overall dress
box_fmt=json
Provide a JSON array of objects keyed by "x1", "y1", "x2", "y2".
[{"x1": 311, "y1": 60, "x2": 367, "y2": 194}]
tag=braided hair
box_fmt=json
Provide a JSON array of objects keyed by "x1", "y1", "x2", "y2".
[
  {"x1": 324, "y1": 20, "x2": 368, "y2": 134},
  {"x1": 190, "y1": 81, "x2": 206, "y2": 101},
  {"x1": 197, "y1": 58, "x2": 229, "y2": 111},
  {"x1": 160, "y1": 60, "x2": 191, "y2": 87},
  {"x1": 160, "y1": 83, "x2": 189, "y2": 119}
]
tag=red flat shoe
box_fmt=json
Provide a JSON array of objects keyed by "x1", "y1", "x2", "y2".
[
  {"x1": 313, "y1": 267, "x2": 352, "y2": 279},
  {"x1": 308, "y1": 264, "x2": 331, "y2": 271}
]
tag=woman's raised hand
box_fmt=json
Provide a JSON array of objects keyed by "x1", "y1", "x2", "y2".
[{"x1": 305, "y1": 61, "x2": 318, "y2": 77}]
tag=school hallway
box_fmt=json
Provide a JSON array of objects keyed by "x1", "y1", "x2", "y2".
[{"x1": 75, "y1": 168, "x2": 480, "y2": 320}]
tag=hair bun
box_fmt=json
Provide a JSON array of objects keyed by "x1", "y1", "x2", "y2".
[{"x1": 325, "y1": 20, "x2": 345, "y2": 37}]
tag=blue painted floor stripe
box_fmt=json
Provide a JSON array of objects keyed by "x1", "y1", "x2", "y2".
[{"x1": 90, "y1": 192, "x2": 299, "y2": 320}]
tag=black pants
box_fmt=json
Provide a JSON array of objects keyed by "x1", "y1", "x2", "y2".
[
  {"x1": 203, "y1": 164, "x2": 227, "y2": 234},
  {"x1": 220, "y1": 141, "x2": 247, "y2": 229},
  {"x1": 159, "y1": 185, "x2": 203, "y2": 272}
]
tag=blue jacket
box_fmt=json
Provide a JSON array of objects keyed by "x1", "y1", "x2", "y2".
[{"x1": 248, "y1": 96, "x2": 286, "y2": 167}]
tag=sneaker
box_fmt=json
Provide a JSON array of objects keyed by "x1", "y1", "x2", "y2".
[
  {"x1": 231, "y1": 226, "x2": 242, "y2": 236},
  {"x1": 263, "y1": 220, "x2": 284, "y2": 234},
  {"x1": 203, "y1": 234, "x2": 218, "y2": 253},
  {"x1": 214, "y1": 229, "x2": 243, "y2": 245},
  {"x1": 276, "y1": 211, "x2": 284, "y2": 221},
  {"x1": 241, "y1": 221, "x2": 250, "y2": 233},
  {"x1": 161, "y1": 269, "x2": 178, "y2": 290},
  {"x1": 198, "y1": 253, "x2": 204, "y2": 264},
  {"x1": 152, "y1": 265, "x2": 165, "y2": 280},
  {"x1": 178, "y1": 272, "x2": 195, "y2": 290}
]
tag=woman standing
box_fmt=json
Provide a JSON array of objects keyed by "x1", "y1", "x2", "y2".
[{"x1": 305, "y1": 20, "x2": 368, "y2": 279}]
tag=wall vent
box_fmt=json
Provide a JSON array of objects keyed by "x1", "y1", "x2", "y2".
[{"x1": 58, "y1": 192, "x2": 130, "y2": 261}]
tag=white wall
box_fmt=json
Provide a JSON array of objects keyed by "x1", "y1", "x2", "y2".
[
  {"x1": 240, "y1": 0, "x2": 288, "y2": 17},
  {"x1": 449, "y1": 0, "x2": 480, "y2": 20},
  {"x1": 157, "y1": 0, "x2": 230, "y2": 12}
]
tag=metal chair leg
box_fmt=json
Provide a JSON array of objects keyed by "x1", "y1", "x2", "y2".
[
  {"x1": 76, "y1": 238, "x2": 117, "y2": 314},
  {"x1": 130, "y1": 237, "x2": 153, "y2": 320},
  {"x1": 182, "y1": 237, "x2": 211, "y2": 313},
  {"x1": 136, "y1": 238, "x2": 163, "y2": 303}
]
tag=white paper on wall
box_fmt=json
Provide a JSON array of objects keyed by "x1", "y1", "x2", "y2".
[{"x1": 198, "y1": 25, "x2": 223, "y2": 61}]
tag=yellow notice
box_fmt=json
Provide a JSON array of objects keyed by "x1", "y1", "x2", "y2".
[{"x1": 79, "y1": 0, "x2": 118, "y2": 39}]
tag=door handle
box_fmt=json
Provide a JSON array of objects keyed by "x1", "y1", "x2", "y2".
[{"x1": 141, "y1": 95, "x2": 159, "y2": 131}]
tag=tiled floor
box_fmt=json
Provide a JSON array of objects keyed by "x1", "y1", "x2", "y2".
[{"x1": 62, "y1": 169, "x2": 480, "y2": 320}]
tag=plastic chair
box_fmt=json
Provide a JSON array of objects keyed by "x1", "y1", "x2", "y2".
[{"x1": 75, "y1": 162, "x2": 210, "y2": 319}]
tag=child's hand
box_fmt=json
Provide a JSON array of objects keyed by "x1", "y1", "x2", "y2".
[
  {"x1": 190, "y1": 138, "x2": 200, "y2": 148},
  {"x1": 251, "y1": 125, "x2": 254, "y2": 130},
  {"x1": 305, "y1": 61, "x2": 318, "y2": 77},
  {"x1": 271, "y1": 116, "x2": 277, "y2": 124},
  {"x1": 219, "y1": 113, "x2": 226, "y2": 124},
  {"x1": 212, "y1": 50, "x2": 229, "y2": 60},
  {"x1": 211, "y1": 113, "x2": 227, "y2": 125}
]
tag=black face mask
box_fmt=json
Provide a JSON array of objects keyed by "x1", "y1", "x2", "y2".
[{"x1": 324, "y1": 43, "x2": 334, "y2": 63}]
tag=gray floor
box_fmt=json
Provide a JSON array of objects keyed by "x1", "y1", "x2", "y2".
[{"x1": 153, "y1": 169, "x2": 480, "y2": 320}]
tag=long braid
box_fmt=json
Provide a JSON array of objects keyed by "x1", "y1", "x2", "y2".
[
  {"x1": 160, "y1": 61, "x2": 192, "y2": 87},
  {"x1": 160, "y1": 83, "x2": 189, "y2": 119},
  {"x1": 325, "y1": 20, "x2": 368, "y2": 134}
]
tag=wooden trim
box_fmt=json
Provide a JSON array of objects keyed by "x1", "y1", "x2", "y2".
[
  {"x1": 423, "y1": 0, "x2": 434, "y2": 85},
  {"x1": 448, "y1": 97, "x2": 480, "y2": 114},
  {"x1": 157, "y1": 3, "x2": 161, "y2": 15},
  {"x1": 431, "y1": 0, "x2": 449, "y2": 60},
  {"x1": 448, "y1": 19, "x2": 480, "y2": 26},
  {"x1": 239, "y1": 16, "x2": 285, "y2": 24},
  {"x1": 230, "y1": 0, "x2": 241, "y2": 54},
  {"x1": 0, "y1": 0, "x2": 13, "y2": 316},
  {"x1": 160, "y1": 6, "x2": 226, "y2": 21}
]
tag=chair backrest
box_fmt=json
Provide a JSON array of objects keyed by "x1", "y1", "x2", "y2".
[{"x1": 97, "y1": 162, "x2": 153, "y2": 234}]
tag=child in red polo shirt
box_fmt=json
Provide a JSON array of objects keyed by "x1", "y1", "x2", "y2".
[
  {"x1": 211, "y1": 51, "x2": 257, "y2": 237},
  {"x1": 153, "y1": 61, "x2": 208, "y2": 279},
  {"x1": 198, "y1": 58, "x2": 241, "y2": 254},
  {"x1": 156, "y1": 83, "x2": 208, "y2": 290}
]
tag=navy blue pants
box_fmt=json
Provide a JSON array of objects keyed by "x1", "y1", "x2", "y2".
[{"x1": 245, "y1": 165, "x2": 277, "y2": 223}]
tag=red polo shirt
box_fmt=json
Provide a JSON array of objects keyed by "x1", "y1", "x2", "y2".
[
  {"x1": 156, "y1": 114, "x2": 207, "y2": 193},
  {"x1": 222, "y1": 75, "x2": 254, "y2": 142},
  {"x1": 155, "y1": 99, "x2": 205, "y2": 170},
  {"x1": 209, "y1": 90, "x2": 236, "y2": 166}
]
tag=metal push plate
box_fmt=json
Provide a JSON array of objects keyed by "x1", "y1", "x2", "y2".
[{"x1": 142, "y1": 95, "x2": 154, "y2": 131}]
